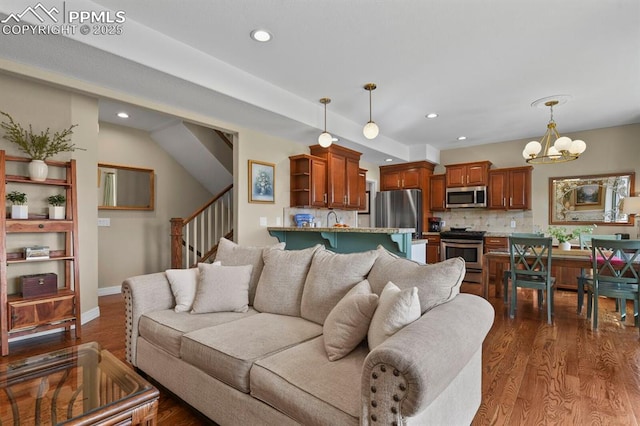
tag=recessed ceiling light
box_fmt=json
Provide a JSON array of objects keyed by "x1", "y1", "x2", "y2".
[
  {"x1": 116, "y1": 112, "x2": 129, "y2": 119},
  {"x1": 457, "y1": 136, "x2": 467, "y2": 141},
  {"x1": 426, "y1": 113, "x2": 438, "y2": 119},
  {"x1": 385, "y1": 158, "x2": 393, "y2": 162},
  {"x1": 250, "y1": 29, "x2": 272, "y2": 42}
]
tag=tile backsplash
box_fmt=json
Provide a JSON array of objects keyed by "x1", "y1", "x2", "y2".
[
  {"x1": 437, "y1": 209, "x2": 538, "y2": 234},
  {"x1": 284, "y1": 207, "x2": 358, "y2": 228}
]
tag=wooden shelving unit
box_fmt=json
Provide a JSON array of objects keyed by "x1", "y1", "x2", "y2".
[{"x1": 0, "y1": 150, "x2": 81, "y2": 356}]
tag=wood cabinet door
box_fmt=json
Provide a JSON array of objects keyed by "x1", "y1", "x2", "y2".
[
  {"x1": 310, "y1": 158, "x2": 327, "y2": 207},
  {"x1": 358, "y1": 169, "x2": 367, "y2": 210},
  {"x1": 484, "y1": 237, "x2": 508, "y2": 284},
  {"x1": 466, "y1": 163, "x2": 488, "y2": 186},
  {"x1": 508, "y1": 167, "x2": 531, "y2": 209},
  {"x1": 345, "y1": 157, "x2": 361, "y2": 209},
  {"x1": 327, "y1": 155, "x2": 346, "y2": 208},
  {"x1": 9, "y1": 295, "x2": 75, "y2": 331},
  {"x1": 429, "y1": 174, "x2": 446, "y2": 211},
  {"x1": 488, "y1": 170, "x2": 508, "y2": 209},
  {"x1": 445, "y1": 165, "x2": 466, "y2": 187},
  {"x1": 380, "y1": 170, "x2": 402, "y2": 190},
  {"x1": 425, "y1": 235, "x2": 441, "y2": 264},
  {"x1": 400, "y1": 169, "x2": 421, "y2": 189}
]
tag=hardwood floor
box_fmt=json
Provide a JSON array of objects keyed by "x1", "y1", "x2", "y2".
[{"x1": 2, "y1": 284, "x2": 639, "y2": 425}]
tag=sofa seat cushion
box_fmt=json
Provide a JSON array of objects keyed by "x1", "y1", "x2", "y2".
[
  {"x1": 180, "y1": 313, "x2": 322, "y2": 393},
  {"x1": 138, "y1": 308, "x2": 258, "y2": 357},
  {"x1": 251, "y1": 336, "x2": 364, "y2": 426}
]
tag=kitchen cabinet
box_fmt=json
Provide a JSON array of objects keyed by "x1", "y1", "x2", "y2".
[
  {"x1": 488, "y1": 166, "x2": 532, "y2": 210},
  {"x1": 425, "y1": 234, "x2": 441, "y2": 264},
  {"x1": 429, "y1": 174, "x2": 446, "y2": 212},
  {"x1": 379, "y1": 161, "x2": 436, "y2": 234},
  {"x1": 484, "y1": 236, "x2": 508, "y2": 285},
  {"x1": 0, "y1": 151, "x2": 81, "y2": 355},
  {"x1": 310, "y1": 144, "x2": 362, "y2": 210},
  {"x1": 445, "y1": 161, "x2": 492, "y2": 188},
  {"x1": 289, "y1": 154, "x2": 327, "y2": 207}
]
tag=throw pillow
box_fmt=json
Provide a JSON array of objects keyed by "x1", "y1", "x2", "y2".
[
  {"x1": 367, "y1": 281, "x2": 420, "y2": 350},
  {"x1": 368, "y1": 246, "x2": 465, "y2": 314},
  {"x1": 323, "y1": 279, "x2": 379, "y2": 361},
  {"x1": 214, "y1": 237, "x2": 285, "y2": 305},
  {"x1": 165, "y1": 261, "x2": 219, "y2": 313},
  {"x1": 300, "y1": 248, "x2": 379, "y2": 324},
  {"x1": 190, "y1": 263, "x2": 252, "y2": 314},
  {"x1": 253, "y1": 245, "x2": 322, "y2": 316}
]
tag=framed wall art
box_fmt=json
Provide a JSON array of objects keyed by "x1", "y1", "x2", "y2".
[{"x1": 248, "y1": 160, "x2": 275, "y2": 203}]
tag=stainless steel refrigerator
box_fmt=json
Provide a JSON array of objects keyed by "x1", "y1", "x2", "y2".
[{"x1": 375, "y1": 189, "x2": 422, "y2": 237}]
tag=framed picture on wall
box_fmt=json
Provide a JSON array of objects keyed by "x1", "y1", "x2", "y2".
[{"x1": 248, "y1": 160, "x2": 275, "y2": 203}]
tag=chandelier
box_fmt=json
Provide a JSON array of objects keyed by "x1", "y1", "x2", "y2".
[{"x1": 522, "y1": 98, "x2": 586, "y2": 164}]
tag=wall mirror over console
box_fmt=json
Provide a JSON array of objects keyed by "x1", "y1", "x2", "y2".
[
  {"x1": 98, "y1": 163, "x2": 155, "y2": 210},
  {"x1": 549, "y1": 172, "x2": 635, "y2": 225}
]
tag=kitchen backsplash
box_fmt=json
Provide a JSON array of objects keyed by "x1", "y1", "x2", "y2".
[
  {"x1": 284, "y1": 207, "x2": 358, "y2": 228},
  {"x1": 437, "y1": 209, "x2": 537, "y2": 234}
]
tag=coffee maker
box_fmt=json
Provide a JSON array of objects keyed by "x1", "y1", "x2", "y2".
[{"x1": 428, "y1": 217, "x2": 442, "y2": 232}]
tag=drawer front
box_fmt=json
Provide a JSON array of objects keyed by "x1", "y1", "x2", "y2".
[
  {"x1": 9, "y1": 295, "x2": 75, "y2": 331},
  {"x1": 6, "y1": 220, "x2": 73, "y2": 233},
  {"x1": 484, "y1": 237, "x2": 508, "y2": 251}
]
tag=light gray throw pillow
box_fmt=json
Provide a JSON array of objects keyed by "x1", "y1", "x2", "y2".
[
  {"x1": 367, "y1": 281, "x2": 420, "y2": 350},
  {"x1": 368, "y1": 246, "x2": 465, "y2": 314},
  {"x1": 301, "y1": 248, "x2": 379, "y2": 325},
  {"x1": 190, "y1": 263, "x2": 252, "y2": 314},
  {"x1": 323, "y1": 279, "x2": 378, "y2": 361},
  {"x1": 165, "y1": 261, "x2": 220, "y2": 312},
  {"x1": 253, "y1": 245, "x2": 322, "y2": 316},
  {"x1": 214, "y1": 237, "x2": 285, "y2": 305}
]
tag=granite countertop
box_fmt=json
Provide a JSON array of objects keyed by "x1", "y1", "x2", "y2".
[{"x1": 267, "y1": 226, "x2": 415, "y2": 234}]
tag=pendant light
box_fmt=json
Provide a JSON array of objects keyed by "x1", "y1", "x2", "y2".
[
  {"x1": 523, "y1": 97, "x2": 586, "y2": 164},
  {"x1": 363, "y1": 83, "x2": 379, "y2": 139},
  {"x1": 318, "y1": 98, "x2": 333, "y2": 148}
]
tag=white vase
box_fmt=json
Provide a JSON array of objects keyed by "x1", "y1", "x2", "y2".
[
  {"x1": 49, "y1": 206, "x2": 65, "y2": 220},
  {"x1": 560, "y1": 241, "x2": 572, "y2": 251},
  {"x1": 11, "y1": 205, "x2": 28, "y2": 219},
  {"x1": 28, "y1": 160, "x2": 48, "y2": 182}
]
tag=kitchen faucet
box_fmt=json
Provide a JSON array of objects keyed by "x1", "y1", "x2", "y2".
[{"x1": 326, "y1": 210, "x2": 338, "y2": 227}]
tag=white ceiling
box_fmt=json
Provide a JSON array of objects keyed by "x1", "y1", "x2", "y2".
[{"x1": 1, "y1": 0, "x2": 639, "y2": 165}]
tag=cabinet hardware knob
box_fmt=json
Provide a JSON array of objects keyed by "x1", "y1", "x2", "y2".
[{"x1": 38, "y1": 224, "x2": 44, "y2": 228}]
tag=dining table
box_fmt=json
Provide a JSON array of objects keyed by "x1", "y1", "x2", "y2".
[{"x1": 481, "y1": 248, "x2": 593, "y2": 299}]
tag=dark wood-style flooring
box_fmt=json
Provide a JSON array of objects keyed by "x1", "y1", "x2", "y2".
[{"x1": 2, "y1": 282, "x2": 639, "y2": 425}]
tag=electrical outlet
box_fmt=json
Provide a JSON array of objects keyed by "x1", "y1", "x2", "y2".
[
  {"x1": 510, "y1": 220, "x2": 516, "y2": 228},
  {"x1": 275, "y1": 217, "x2": 282, "y2": 226},
  {"x1": 97, "y1": 218, "x2": 110, "y2": 227}
]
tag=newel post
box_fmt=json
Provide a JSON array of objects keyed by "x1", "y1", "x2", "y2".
[{"x1": 170, "y1": 218, "x2": 184, "y2": 269}]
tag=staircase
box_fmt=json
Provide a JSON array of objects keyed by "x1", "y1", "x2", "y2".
[{"x1": 170, "y1": 185, "x2": 233, "y2": 268}]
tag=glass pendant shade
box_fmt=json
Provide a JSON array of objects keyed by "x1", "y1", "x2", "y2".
[
  {"x1": 523, "y1": 141, "x2": 542, "y2": 159},
  {"x1": 363, "y1": 121, "x2": 379, "y2": 139},
  {"x1": 569, "y1": 139, "x2": 586, "y2": 154},
  {"x1": 318, "y1": 131, "x2": 332, "y2": 147}
]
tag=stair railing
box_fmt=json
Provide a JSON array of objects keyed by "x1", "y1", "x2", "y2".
[{"x1": 170, "y1": 184, "x2": 233, "y2": 268}]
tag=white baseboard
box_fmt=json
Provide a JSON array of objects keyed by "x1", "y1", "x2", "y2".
[
  {"x1": 98, "y1": 285, "x2": 121, "y2": 296},
  {"x1": 8, "y1": 305, "x2": 101, "y2": 343}
]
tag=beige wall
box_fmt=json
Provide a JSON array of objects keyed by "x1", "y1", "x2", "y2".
[
  {"x1": 0, "y1": 73, "x2": 99, "y2": 317},
  {"x1": 437, "y1": 124, "x2": 640, "y2": 235},
  {"x1": 97, "y1": 123, "x2": 213, "y2": 288}
]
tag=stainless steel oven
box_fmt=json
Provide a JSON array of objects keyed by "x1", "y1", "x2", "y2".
[{"x1": 440, "y1": 230, "x2": 485, "y2": 283}]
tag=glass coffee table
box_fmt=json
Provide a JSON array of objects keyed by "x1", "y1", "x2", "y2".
[{"x1": 0, "y1": 342, "x2": 158, "y2": 425}]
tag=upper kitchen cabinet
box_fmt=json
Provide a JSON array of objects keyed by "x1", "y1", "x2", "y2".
[
  {"x1": 445, "y1": 161, "x2": 492, "y2": 188},
  {"x1": 310, "y1": 144, "x2": 363, "y2": 209},
  {"x1": 488, "y1": 166, "x2": 532, "y2": 210},
  {"x1": 289, "y1": 154, "x2": 327, "y2": 207},
  {"x1": 429, "y1": 174, "x2": 446, "y2": 212}
]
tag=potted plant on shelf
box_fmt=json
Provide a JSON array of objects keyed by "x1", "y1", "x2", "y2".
[
  {"x1": 47, "y1": 194, "x2": 66, "y2": 220},
  {"x1": 6, "y1": 190, "x2": 28, "y2": 219},
  {"x1": 546, "y1": 224, "x2": 595, "y2": 250},
  {"x1": 0, "y1": 111, "x2": 80, "y2": 181}
]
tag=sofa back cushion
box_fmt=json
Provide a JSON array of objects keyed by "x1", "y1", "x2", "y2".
[
  {"x1": 214, "y1": 237, "x2": 285, "y2": 305},
  {"x1": 368, "y1": 247, "x2": 465, "y2": 314},
  {"x1": 300, "y1": 248, "x2": 379, "y2": 325},
  {"x1": 253, "y1": 245, "x2": 322, "y2": 316}
]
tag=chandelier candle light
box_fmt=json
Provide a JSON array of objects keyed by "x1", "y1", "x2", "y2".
[
  {"x1": 523, "y1": 98, "x2": 586, "y2": 164},
  {"x1": 318, "y1": 98, "x2": 333, "y2": 148},
  {"x1": 363, "y1": 83, "x2": 379, "y2": 139}
]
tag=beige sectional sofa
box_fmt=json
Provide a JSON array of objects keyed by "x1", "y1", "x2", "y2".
[{"x1": 122, "y1": 239, "x2": 494, "y2": 425}]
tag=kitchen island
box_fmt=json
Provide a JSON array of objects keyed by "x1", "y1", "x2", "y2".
[{"x1": 267, "y1": 227, "x2": 416, "y2": 258}]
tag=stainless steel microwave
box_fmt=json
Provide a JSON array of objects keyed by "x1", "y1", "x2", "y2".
[{"x1": 445, "y1": 186, "x2": 487, "y2": 208}]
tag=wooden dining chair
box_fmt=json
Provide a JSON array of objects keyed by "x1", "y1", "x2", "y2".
[
  {"x1": 503, "y1": 233, "x2": 544, "y2": 302},
  {"x1": 586, "y1": 239, "x2": 640, "y2": 331},
  {"x1": 576, "y1": 234, "x2": 621, "y2": 315},
  {"x1": 509, "y1": 236, "x2": 556, "y2": 324}
]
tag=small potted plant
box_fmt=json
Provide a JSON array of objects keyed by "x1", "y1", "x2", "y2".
[
  {"x1": 0, "y1": 111, "x2": 80, "y2": 181},
  {"x1": 47, "y1": 194, "x2": 66, "y2": 220},
  {"x1": 6, "y1": 190, "x2": 28, "y2": 219},
  {"x1": 547, "y1": 225, "x2": 595, "y2": 250}
]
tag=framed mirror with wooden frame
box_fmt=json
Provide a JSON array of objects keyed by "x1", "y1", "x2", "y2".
[{"x1": 98, "y1": 163, "x2": 155, "y2": 211}]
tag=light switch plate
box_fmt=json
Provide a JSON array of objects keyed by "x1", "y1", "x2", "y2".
[
  {"x1": 510, "y1": 220, "x2": 516, "y2": 228},
  {"x1": 98, "y1": 218, "x2": 110, "y2": 227},
  {"x1": 259, "y1": 217, "x2": 268, "y2": 227}
]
